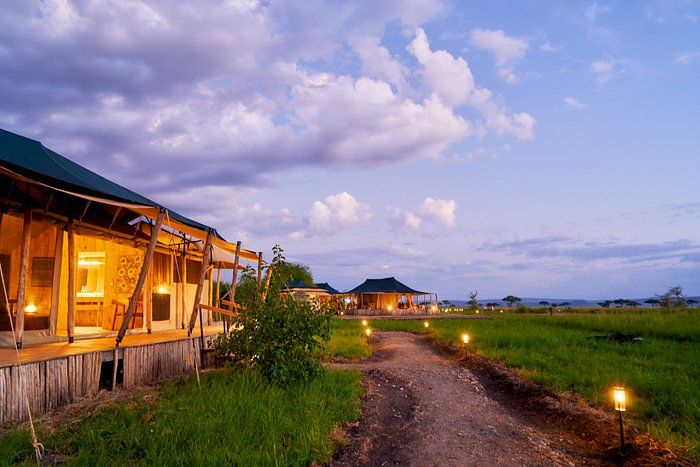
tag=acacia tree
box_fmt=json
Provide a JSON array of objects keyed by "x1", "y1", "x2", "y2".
[
  {"x1": 503, "y1": 295, "x2": 522, "y2": 307},
  {"x1": 539, "y1": 300, "x2": 549, "y2": 307},
  {"x1": 658, "y1": 286, "x2": 686, "y2": 309},
  {"x1": 468, "y1": 290, "x2": 479, "y2": 309},
  {"x1": 645, "y1": 298, "x2": 660, "y2": 307}
]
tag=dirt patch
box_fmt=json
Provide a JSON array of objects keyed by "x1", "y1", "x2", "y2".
[
  {"x1": 330, "y1": 331, "x2": 690, "y2": 466},
  {"x1": 330, "y1": 369, "x2": 417, "y2": 465}
]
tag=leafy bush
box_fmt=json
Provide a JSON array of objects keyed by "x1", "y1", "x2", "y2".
[{"x1": 212, "y1": 246, "x2": 332, "y2": 386}]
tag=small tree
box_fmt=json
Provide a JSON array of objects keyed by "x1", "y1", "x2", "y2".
[
  {"x1": 212, "y1": 245, "x2": 332, "y2": 386},
  {"x1": 468, "y1": 290, "x2": 479, "y2": 309},
  {"x1": 687, "y1": 299, "x2": 698, "y2": 307},
  {"x1": 539, "y1": 300, "x2": 549, "y2": 307},
  {"x1": 503, "y1": 295, "x2": 521, "y2": 307},
  {"x1": 658, "y1": 286, "x2": 686, "y2": 309},
  {"x1": 644, "y1": 298, "x2": 660, "y2": 307}
]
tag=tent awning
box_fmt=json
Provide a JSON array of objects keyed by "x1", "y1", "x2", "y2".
[
  {"x1": 0, "y1": 128, "x2": 260, "y2": 263},
  {"x1": 345, "y1": 277, "x2": 428, "y2": 295}
]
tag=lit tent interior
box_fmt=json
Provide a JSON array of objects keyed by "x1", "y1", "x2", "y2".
[
  {"x1": 345, "y1": 277, "x2": 437, "y2": 312},
  {"x1": 0, "y1": 128, "x2": 259, "y2": 347}
]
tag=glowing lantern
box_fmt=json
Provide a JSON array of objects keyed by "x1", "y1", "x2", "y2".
[
  {"x1": 461, "y1": 333, "x2": 470, "y2": 345},
  {"x1": 387, "y1": 305, "x2": 393, "y2": 312},
  {"x1": 24, "y1": 303, "x2": 37, "y2": 314},
  {"x1": 475, "y1": 310, "x2": 480, "y2": 314},
  {"x1": 155, "y1": 284, "x2": 170, "y2": 294},
  {"x1": 612, "y1": 386, "x2": 627, "y2": 449},
  {"x1": 365, "y1": 327, "x2": 372, "y2": 338},
  {"x1": 361, "y1": 319, "x2": 368, "y2": 327},
  {"x1": 423, "y1": 321, "x2": 429, "y2": 329}
]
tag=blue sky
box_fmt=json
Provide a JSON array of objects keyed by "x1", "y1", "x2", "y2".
[{"x1": 0, "y1": 0, "x2": 698, "y2": 299}]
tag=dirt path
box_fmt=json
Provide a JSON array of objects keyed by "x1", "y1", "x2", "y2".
[{"x1": 330, "y1": 331, "x2": 682, "y2": 466}]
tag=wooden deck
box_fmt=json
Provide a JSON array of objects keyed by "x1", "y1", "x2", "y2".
[{"x1": 0, "y1": 325, "x2": 223, "y2": 368}]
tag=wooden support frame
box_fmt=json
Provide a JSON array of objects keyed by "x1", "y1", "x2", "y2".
[
  {"x1": 215, "y1": 267, "x2": 221, "y2": 308},
  {"x1": 187, "y1": 229, "x2": 214, "y2": 335},
  {"x1": 49, "y1": 225, "x2": 64, "y2": 336},
  {"x1": 116, "y1": 209, "x2": 166, "y2": 346},
  {"x1": 14, "y1": 208, "x2": 32, "y2": 348},
  {"x1": 199, "y1": 303, "x2": 240, "y2": 318},
  {"x1": 180, "y1": 248, "x2": 187, "y2": 329},
  {"x1": 220, "y1": 299, "x2": 246, "y2": 311},
  {"x1": 261, "y1": 267, "x2": 273, "y2": 301},
  {"x1": 66, "y1": 220, "x2": 76, "y2": 343},
  {"x1": 256, "y1": 251, "x2": 263, "y2": 287}
]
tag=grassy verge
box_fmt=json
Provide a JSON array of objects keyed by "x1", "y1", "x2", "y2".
[
  {"x1": 317, "y1": 319, "x2": 372, "y2": 360},
  {"x1": 351, "y1": 312, "x2": 699, "y2": 462},
  {"x1": 1, "y1": 368, "x2": 362, "y2": 465}
]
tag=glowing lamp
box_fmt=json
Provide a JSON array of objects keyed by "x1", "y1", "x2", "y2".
[
  {"x1": 475, "y1": 310, "x2": 480, "y2": 314},
  {"x1": 612, "y1": 386, "x2": 627, "y2": 449},
  {"x1": 387, "y1": 305, "x2": 393, "y2": 312},
  {"x1": 340, "y1": 311, "x2": 344, "y2": 316},
  {"x1": 462, "y1": 333, "x2": 470, "y2": 344},
  {"x1": 24, "y1": 303, "x2": 37, "y2": 314},
  {"x1": 613, "y1": 387, "x2": 626, "y2": 412},
  {"x1": 499, "y1": 309, "x2": 504, "y2": 313},
  {"x1": 423, "y1": 320, "x2": 429, "y2": 329},
  {"x1": 430, "y1": 305, "x2": 437, "y2": 312},
  {"x1": 155, "y1": 284, "x2": 170, "y2": 294},
  {"x1": 361, "y1": 319, "x2": 368, "y2": 327},
  {"x1": 365, "y1": 327, "x2": 372, "y2": 337}
]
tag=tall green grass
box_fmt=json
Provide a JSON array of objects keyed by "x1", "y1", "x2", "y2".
[
  {"x1": 0, "y1": 368, "x2": 362, "y2": 465},
  {"x1": 340, "y1": 312, "x2": 699, "y2": 462},
  {"x1": 316, "y1": 319, "x2": 372, "y2": 360}
]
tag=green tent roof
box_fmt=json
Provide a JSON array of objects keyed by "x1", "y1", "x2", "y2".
[
  {"x1": 284, "y1": 280, "x2": 321, "y2": 290},
  {"x1": 0, "y1": 127, "x2": 216, "y2": 239},
  {"x1": 315, "y1": 282, "x2": 341, "y2": 295},
  {"x1": 346, "y1": 277, "x2": 427, "y2": 295}
]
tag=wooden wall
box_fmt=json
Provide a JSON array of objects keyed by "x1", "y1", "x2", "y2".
[
  {"x1": 122, "y1": 338, "x2": 200, "y2": 388},
  {"x1": 0, "y1": 352, "x2": 101, "y2": 423}
]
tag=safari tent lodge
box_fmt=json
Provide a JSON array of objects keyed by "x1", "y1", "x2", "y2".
[
  {"x1": 0, "y1": 128, "x2": 262, "y2": 423},
  {"x1": 344, "y1": 277, "x2": 438, "y2": 314}
]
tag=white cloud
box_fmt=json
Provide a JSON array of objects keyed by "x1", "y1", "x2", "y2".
[
  {"x1": 307, "y1": 192, "x2": 372, "y2": 235},
  {"x1": 584, "y1": 2, "x2": 610, "y2": 20},
  {"x1": 469, "y1": 28, "x2": 529, "y2": 83},
  {"x1": 590, "y1": 59, "x2": 617, "y2": 84},
  {"x1": 408, "y1": 28, "x2": 536, "y2": 139},
  {"x1": 416, "y1": 197, "x2": 457, "y2": 228},
  {"x1": 540, "y1": 41, "x2": 560, "y2": 53},
  {"x1": 674, "y1": 50, "x2": 700, "y2": 64},
  {"x1": 563, "y1": 97, "x2": 586, "y2": 108}
]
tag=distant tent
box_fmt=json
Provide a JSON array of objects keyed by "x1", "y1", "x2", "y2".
[
  {"x1": 282, "y1": 280, "x2": 330, "y2": 300},
  {"x1": 315, "y1": 282, "x2": 340, "y2": 295},
  {"x1": 346, "y1": 277, "x2": 427, "y2": 295},
  {"x1": 345, "y1": 277, "x2": 435, "y2": 311}
]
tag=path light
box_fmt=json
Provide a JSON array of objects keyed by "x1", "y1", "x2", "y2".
[
  {"x1": 423, "y1": 320, "x2": 430, "y2": 329},
  {"x1": 475, "y1": 310, "x2": 480, "y2": 314},
  {"x1": 499, "y1": 309, "x2": 504, "y2": 313},
  {"x1": 613, "y1": 387, "x2": 627, "y2": 449},
  {"x1": 365, "y1": 327, "x2": 372, "y2": 338},
  {"x1": 361, "y1": 319, "x2": 368, "y2": 327},
  {"x1": 462, "y1": 333, "x2": 470, "y2": 345}
]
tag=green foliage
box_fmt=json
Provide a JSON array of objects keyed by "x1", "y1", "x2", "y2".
[
  {"x1": 659, "y1": 286, "x2": 686, "y2": 309},
  {"x1": 0, "y1": 369, "x2": 362, "y2": 465},
  {"x1": 316, "y1": 319, "x2": 372, "y2": 361},
  {"x1": 213, "y1": 245, "x2": 332, "y2": 386}
]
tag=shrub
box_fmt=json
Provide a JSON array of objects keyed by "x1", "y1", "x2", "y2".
[{"x1": 212, "y1": 246, "x2": 332, "y2": 386}]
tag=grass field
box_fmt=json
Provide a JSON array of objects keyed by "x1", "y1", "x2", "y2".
[
  {"x1": 0, "y1": 368, "x2": 362, "y2": 465},
  {"x1": 326, "y1": 312, "x2": 700, "y2": 462}
]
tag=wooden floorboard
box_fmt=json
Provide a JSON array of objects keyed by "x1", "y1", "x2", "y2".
[{"x1": 0, "y1": 325, "x2": 224, "y2": 368}]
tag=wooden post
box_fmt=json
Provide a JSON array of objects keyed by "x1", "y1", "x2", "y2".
[
  {"x1": 229, "y1": 241, "x2": 242, "y2": 306},
  {"x1": 49, "y1": 226, "x2": 64, "y2": 336},
  {"x1": 14, "y1": 209, "x2": 32, "y2": 349},
  {"x1": 187, "y1": 229, "x2": 214, "y2": 335},
  {"x1": 66, "y1": 220, "x2": 76, "y2": 343},
  {"x1": 256, "y1": 252, "x2": 263, "y2": 287},
  {"x1": 180, "y1": 251, "x2": 187, "y2": 329},
  {"x1": 215, "y1": 267, "x2": 221, "y2": 308},
  {"x1": 261, "y1": 267, "x2": 273, "y2": 301},
  {"x1": 116, "y1": 209, "x2": 165, "y2": 346}
]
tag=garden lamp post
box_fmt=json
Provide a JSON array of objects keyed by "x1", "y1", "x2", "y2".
[
  {"x1": 361, "y1": 319, "x2": 368, "y2": 327},
  {"x1": 461, "y1": 333, "x2": 469, "y2": 352},
  {"x1": 423, "y1": 320, "x2": 429, "y2": 329},
  {"x1": 365, "y1": 327, "x2": 372, "y2": 339},
  {"x1": 613, "y1": 387, "x2": 626, "y2": 449}
]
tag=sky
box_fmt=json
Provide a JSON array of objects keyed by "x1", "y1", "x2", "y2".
[{"x1": 1, "y1": 0, "x2": 698, "y2": 300}]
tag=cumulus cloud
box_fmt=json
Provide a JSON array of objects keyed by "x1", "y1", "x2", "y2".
[
  {"x1": 468, "y1": 28, "x2": 529, "y2": 83},
  {"x1": 388, "y1": 197, "x2": 457, "y2": 234},
  {"x1": 590, "y1": 59, "x2": 618, "y2": 84},
  {"x1": 563, "y1": 97, "x2": 586, "y2": 108},
  {"x1": 307, "y1": 192, "x2": 372, "y2": 235},
  {"x1": 408, "y1": 28, "x2": 536, "y2": 139},
  {"x1": 584, "y1": 2, "x2": 610, "y2": 20}
]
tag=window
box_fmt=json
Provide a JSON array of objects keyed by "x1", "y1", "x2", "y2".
[
  {"x1": 77, "y1": 251, "x2": 105, "y2": 298},
  {"x1": 31, "y1": 257, "x2": 54, "y2": 287}
]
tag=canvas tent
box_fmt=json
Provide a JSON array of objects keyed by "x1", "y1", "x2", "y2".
[
  {"x1": 315, "y1": 282, "x2": 340, "y2": 295},
  {"x1": 345, "y1": 277, "x2": 437, "y2": 312},
  {"x1": 0, "y1": 128, "x2": 260, "y2": 348},
  {"x1": 282, "y1": 280, "x2": 330, "y2": 301}
]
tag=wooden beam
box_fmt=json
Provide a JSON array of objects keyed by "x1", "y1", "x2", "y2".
[
  {"x1": 14, "y1": 208, "x2": 32, "y2": 348},
  {"x1": 220, "y1": 299, "x2": 246, "y2": 311},
  {"x1": 256, "y1": 251, "x2": 263, "y2": 287},
  {"x1": 66, "y1": 220, "x2": 76, "y2": 343},
  {"x1": 199, "y1": 303, "x2": 240, "y2": 318},
  {"x1": 261, "y1": 267, "x2": 273, "y2": 301},
  {"x1": 187, "y1": 229, "x2": 214, "y2": 335},
  {"x1": 49, "y1": 225, "x2": 64, "y2": 336},
  {"x1": 215, "y1": 267, "x2": 221, "y2": 308},
  {"x1": 228, "y1": 241, "x2": 241, "y2": 306},
  {"x1": 180, "y1": 250, "x2": 187, "y2": 329},
  {"x1": 116, "y1": 209, "x2": 165, "y2": 346}
]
